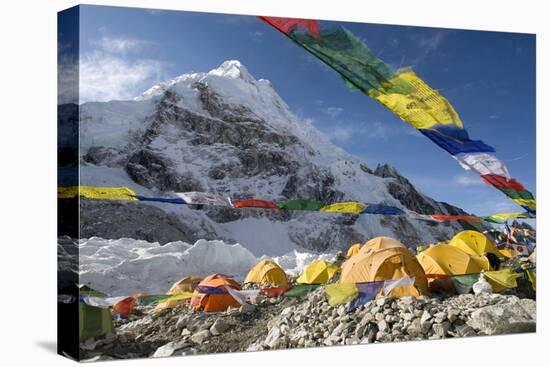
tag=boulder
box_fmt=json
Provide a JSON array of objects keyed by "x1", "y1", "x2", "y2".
[{"x1": 468, "y1": 302, "x2": 536, "y2": 335}]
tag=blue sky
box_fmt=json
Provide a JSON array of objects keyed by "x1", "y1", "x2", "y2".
[{"x1": 76, "y1": 5, "x2": 536, "y2": 217}]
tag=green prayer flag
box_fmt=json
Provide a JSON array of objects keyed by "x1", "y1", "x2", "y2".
[{"x1": 283, "y1": 284, "x2": 320, "y2": 298}]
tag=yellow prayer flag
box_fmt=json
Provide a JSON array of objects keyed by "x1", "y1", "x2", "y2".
[
  {"x1": 58, "y1": 186, "x2": 138, "y2": 201},
  {"x1": 512, "y1": 198, "x2": 536, "y2": 210},
  {"x1": 484, "y1": 269, "x2": 522, "y2": 292},
  {"x1": 320, "y1": 202, "x2": 367, "y2": 214},
  {"x1": 324, "y1": 283, "x2": 358, "y2": 306},
  {"x1": 490, "y1": 212, "x2": 529, "y2": 221},
  {"x1": 368, "y1": 70, "x2": 463, "y2": 129},
  {"x1": 164, "y1": 291, "x2": 197, "y2": 302},
  {"x1": 527, "y1": 271, "x2": 536, "y2": 290}
]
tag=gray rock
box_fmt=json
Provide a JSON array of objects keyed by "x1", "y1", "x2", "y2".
[
  {"x1": 210, "y1": 318, "x2": 231, "y2": 336},
  {"x1": 454, "y1": 324, "x2": 477, "y2": 337},
  {"x1": 175, "y1": 315, "x2": 192, "y2": 330},
  {"x1": 337, "y1": 305, "x2": 347, "y2": 316},
  {"x1": 420, "y1": 310, "x2": 432, "y2": 324},
  {"x1": 447, "y1": 309, "x2": 460, "y2": 323},
  {"x1": 190, "y1": 330, "x2": 211, "y2": 345},
  {"x1": 153, "y1": 340, "x2": 190, "y2": 358},
  {"x1": 519, "y1": 299, "x2": 536, "y2": 321},
  {"x1": 331, "y1": 323, "x2": 346, "y2": 337},
  {"x1": 264, "y1": 326, "x2": 282, "y2": 349},
  {"x1": 433, "y1": 311, "x2": 447, "y2": 323},
  {"x1": 240, "y1": 303, "x2": 256, "y2": 314},
  {"x1": 432, "y1": 321, "x2": 451, "y2": 337},
  {"x1": 377, "y1": 320, "x2": 390, "y2": 333},
  {"x1": 281, "y1": 306, "x2": 294, "y2": 316},
  {"x1": 420, "y1": 318, "x2": 433, "y2": 334},
  {"x1": 468, "y1": 302, "x2": 536, "y2": 335},
  {"x1": 406, "y1": 318, "x2": 422, "y2": 337}
]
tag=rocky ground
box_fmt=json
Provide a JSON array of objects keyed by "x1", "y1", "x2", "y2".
[{"x1": 79, "y1": 289, "x2": 536, "y2": 362}]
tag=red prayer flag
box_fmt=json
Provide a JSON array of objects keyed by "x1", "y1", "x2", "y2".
[
  {"x1": 112, "y1": 293, "x2": 148, "y2": 317},
  {"x1": 258, "y1": 16, "x2": 320, "y2": 40},
  {"x1": 431, "y1": 214, "x2": 480, "y2": 223},
  {"x1": 481, "y1": 174, "x2": 526, "y2": 191},
  {"x1": 261, "y1": 286, "x2": 293, "y2": 298},
  {"x1": 112, "y1": 297, "x2": 136, "y2": 317},
  {"x1": 232, "y1": 199, "x2": 279, "y2": 209}
]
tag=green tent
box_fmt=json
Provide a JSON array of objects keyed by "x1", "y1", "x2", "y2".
[
  {"x1": 277, "y1": 199, "x2": 326, "y2": 211},
  {"x1": 78, "y1": 285, "x2": 114, "y2": 342}
]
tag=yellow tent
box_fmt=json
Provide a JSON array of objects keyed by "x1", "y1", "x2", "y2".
[
  {"x1": 360, "y1": 236, "x2": 407, "y2": 255},
  {"x1": 297, "y1": 260, "x2": 339, "y2": 284},
  {"x1": 417, "y1": 244, "x2": 490, "y2": 276},
  {"x1": 346, "y1": 243, "x2": 362, "y2": 258},
  {"x1": 244, "y1": 259, "x2": 288, "y2": 287},
  {"x1": 449, "y1": 230, "x2": 502, "y2": 258},
  {"x1": 340, "y1": 246, "x2": 429, "y2": 298},
  {"x1": 153, "y1": 276, "x2": 203, "y2": 312}
]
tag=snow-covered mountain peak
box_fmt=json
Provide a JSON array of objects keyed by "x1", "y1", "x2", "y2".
[
  {"x1": 207, "y1": 60, "x2": 255, "y2": 83},
  {"x1": 69, "y1": 59, "x2": 478, "y2": 255},
  {"x1": 135, "y1": 60, "x2": 261, "y2": 101}
]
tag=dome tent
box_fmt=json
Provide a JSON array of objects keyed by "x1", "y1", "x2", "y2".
[
  {"x1": 296, "y1": 260, "x2": 339, "y2": 284},
  {"x1": 346, "y1": 243, "x2": 362, "y2": 258},
  {"x1": 417, "y1": 244, "x2": 490, "y2": 276},
  {"x1": 190, "y1": 274, "x2": 241, "y2": 312},
  {"x1": 244, "y1": 259, "x2": 288, "y2": 287},
  {"x1": 359, "y1": 236, "x2": 406, "y2": 254},
  {"x1": 340, "y1": 241, "x2": 429, "y2": 298},
  {"x1": 449, "y1": 230, "x2": 503, "y2": 258},
  {"x1": 153, "y1": 276, "x2": 203, "y2": 312}
]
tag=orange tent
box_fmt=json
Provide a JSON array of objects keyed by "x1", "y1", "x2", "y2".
[
  {"x1": 190, "y1": 274, "x2": 241, "y2": 312},
  {"x1": 359, "y1": 236, "x2": 407, "y2": 255},
  {"x1": 340, "y1": 245, "x2": 429, "y2": 298}
]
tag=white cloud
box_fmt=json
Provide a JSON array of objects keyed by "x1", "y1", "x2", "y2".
[
  {"x1": 321, "y1": 106, "x2": 344, "y2": 119},
  {"x1": 58, "y1": 51, "x2": 79, "y2": 104},
  {"x1": 79, "y1": 36, "x2": 165, "y2": 103},
  {"x1": 410, "y1": 30, "x2": 451, "y2": 65},
  {"x1": 327, "y1": 121, "x2": 389, "y2": 142},
  {"x1": 91, "y1": 36, "x2": 149, "y2": 55},
  {"x1": 250, "y1": 31, "x2": 264, "y2": 43},
  {"x1": 331, "y1": 126, "x2": 355, "y2": 141},
  {"x1": 454, "y1": 174, "x2": 483, "y2": 186}
]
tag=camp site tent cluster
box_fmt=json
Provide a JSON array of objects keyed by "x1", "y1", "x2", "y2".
[{"x1": 77, "y1": 230, "x2": 535, "y2": 342}]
